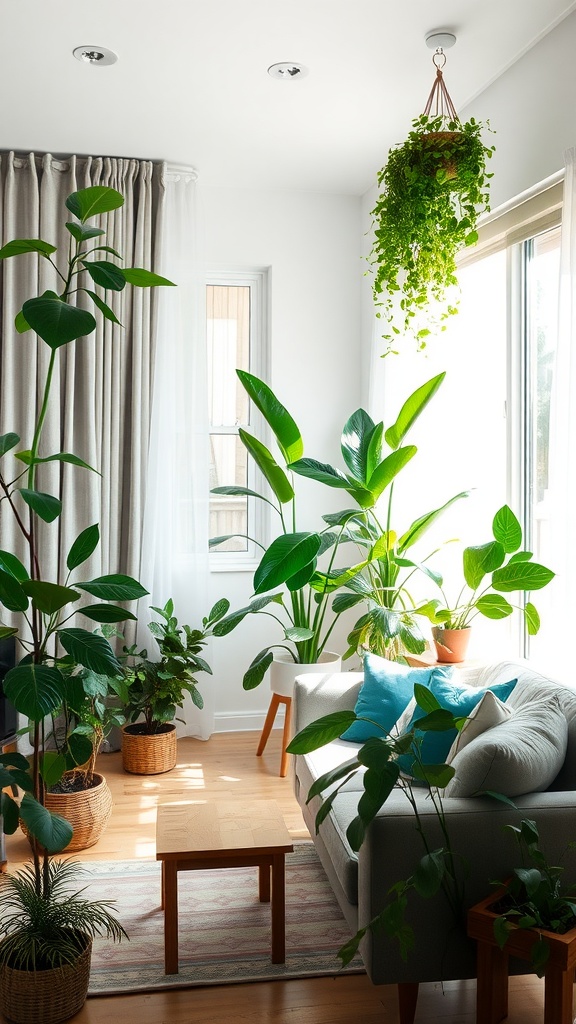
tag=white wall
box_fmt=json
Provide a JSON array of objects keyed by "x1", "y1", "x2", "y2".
[{"x1": 201, "y1": 186, "x2": 362, "y2": 731}]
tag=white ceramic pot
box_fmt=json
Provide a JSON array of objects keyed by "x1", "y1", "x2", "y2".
[{"x1": 269, "y1": 651, "x2": 342, "y2": 698}]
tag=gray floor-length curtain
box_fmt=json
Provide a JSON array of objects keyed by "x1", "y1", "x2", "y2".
[{"x1": 0, "y1": 151, "x2": 165, "y2": 644}]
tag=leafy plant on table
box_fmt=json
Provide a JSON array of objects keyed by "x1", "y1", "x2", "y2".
[
  {"x1": 369, "y1": 112, "x2": 494, "y2": 354},
  {"x1": 491, "y1": 818, "x2": 576, "y2": 976},
  {"x1": 0, "y1": 184, "x2": 173, "y2": 963},
  {"x1": 287, "y1": 681, "x2": 468, "y2": 964}
]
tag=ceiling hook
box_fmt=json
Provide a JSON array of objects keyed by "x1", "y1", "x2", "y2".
[{"x1": 432, "y1": 48, "x2": 447, "y2": 70}]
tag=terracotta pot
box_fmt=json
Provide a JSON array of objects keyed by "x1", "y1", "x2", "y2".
[
  {"x1": 121, "y1": 722, "x2": 177, "y2": 775},
  {"x1": 432, "y1": 626, "x2": 471, "y2": 664},
  {"x1": 270, "y1": 651, "x2": 342, "y2": 698}
]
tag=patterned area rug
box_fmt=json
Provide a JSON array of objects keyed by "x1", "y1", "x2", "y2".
[{"x1": 86, "y1": 842, "x2": 365, "y2": 995}]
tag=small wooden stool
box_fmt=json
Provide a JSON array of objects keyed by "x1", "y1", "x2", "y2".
[
  {"x1": 256, "y1": 693, "x2": 292, "y2": 778},
  {"x1": 156, "y1": 799, "x2": 293, "y2": 975}
]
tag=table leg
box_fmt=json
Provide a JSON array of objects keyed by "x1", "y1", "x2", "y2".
[
  {"x1": 259, "y1": 863, "x2": 271, "y2": 902},
  {"x1": 270, "y1": 852, "x2": 286, "y2": 963},
  {"x1": 476, "y1": 941, "x2": 509, "y2": 1024},
  {"x1": 544, "y1": 964, "x2": 574, "y2": 1024},
  {"x1": 163, "y1": 860, "x2": 179, "y2": 975}
]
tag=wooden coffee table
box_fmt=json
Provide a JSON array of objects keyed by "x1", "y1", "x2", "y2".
[{"x1": 155, "y1": 798, "x2": 294, "y2": 974}]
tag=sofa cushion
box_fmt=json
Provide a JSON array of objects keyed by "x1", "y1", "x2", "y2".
[
  {"x1": 444, "y1": 695, "x2": 568, "y2": 798},
  {"x1": 394, "y1": 674, "x2": 518, "y2": 775},
  {"x1": 446, "y1": 689, "x2": 513, "y2": 762},
  {"x1": 340, "y1": 654, "x2": 454, "y2": 743}
]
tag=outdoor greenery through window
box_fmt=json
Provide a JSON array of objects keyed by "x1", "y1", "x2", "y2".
[{"x1": 207, "y1": 270, "x2": 268, "y2": 564}]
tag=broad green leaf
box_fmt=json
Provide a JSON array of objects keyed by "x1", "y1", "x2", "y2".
[
  {"x1": 306, "y1": 758, "x2": 361, "y2": 800},
  {"x1": 493, "y1": 916, "x2": 513, "y2": 950},
  {"x1": 65, "y1": 185, "x2": 124, "y2": 222},
  {"x1": 492, "y1": 505, "x2": 522, "y2": 553},
  {"x1": 212, "y1": 593, "x2": 284, "y2": 636},
  {"x1": 237, "y1": 369, "x2": 303, "y2": 464},
  {"x1": 4, "y1": 663, "x2": 65, "y2": 720},
  {"x1": 285, "y1": 557, "x2": 317, "y2": 592},
  {"x1": 0, "y1": 550, "x2": 29, "y2": 581},
  {"x1": 340, "y1": 409, "x2": 378, "y2": 483},
  {"x1": 57, "y1": 627, "x2": 121, "y2": 676},
  {"x1": 290, "y1": 457, "x2": 374, "y2": 507},
  {"x1": 492, "y1": 562, "x2": 555, "y2": 592},
  {"x1": 398, "y1": 491, "x2": 469, "y2": 552},
  {"x1": 331, "y1": 591, "x2": 365, "y2": 613},
  {"x1": 0, "y1": 432, "x2": 20, "y2": 458},
  {"x1": 525, "y1": 602, "x2": 540, "y2": 635},
  {"x1": 476, "y1": 593, "x2": 513, "y2": 619},
  {"x1": 239, "y1": 429, "x2": 294, "y2": 504},
  {"x1": 19, "y1": 793, "x2": 73, "y2": 853},
  {"x1": 82, "y1": 603, "x2": 137, "y2": 623},
  {"x1": 66, "y1": 523, "x2": 100, "y2": 571},
  {"x1": 411, "y1": 762, "x2": 455, "y2": 787},
  {"x1": 205, "y1": 598, "x2": 231, "y2": 624},
  {"x1": 15, "y1": 450, "x2": 98, "y2": 473},
  {"x1": 463, "y1": 541, "x2": 504, "y2": 590},
  {"x1": 76, "y1": 574, "x2": 148, "y2": 601},
  {"x1": 0, "y1": 626, "x2": 18, "y2": 640},
  {"x1": 22, "y1": 295, "x2": 96, "y2": 349},
  {"x1": 66, "y1": 731, "x2": 94, "y2": 768},
  {"x1": 19, "y1": 488, "x2": 62, "y2": 523},
  {"x1": 384, "y1": 372, "x2": 446, "y2": 449},
  {"x1": 82, "y1": 260, "x2": 126, "y2": 291},
  {"x1": 254, "y1": 532, "x2": 322, "y2": 594},
  {"x1": 65, "y1": 221, "x2": 105, "y2": 242},
  {"x1": 0, "y1": 569, "x2": 29, "y2": 612},
  {"x1": 84, "y1": 288, "x2": 122, "y2": 325},
  {"x1": 21, "y1": 580, "x2": 80, "y2": 615},
  {"x1": 285, "y1": 626, "x2": 315, "y2": 642},
  {"x1": 15, "y1": 310, "x2": 31, "y2": 333},
  {"x1": 1, "y1": 793, "x2": 20, "y2": 834},
  {"x1": 287, "y1": 711, "x2": 357, "y2": 754},
  {"x1": 122, "y1": 267, "x2": 176, "y2": 287},
  {"x1": 366, "y1": 446, "x2": 417, "y2": 503},
  {"x1": 242, "y1": 649, "x2": 274, "y2": 690},
  {"x1": 0, "y1": 238, "x2": 57, "y2": 259},
  {"x1": 40, "y1": 751, "x2": 68, "y2": 788},
  {"x1": 211, "y1": 484, "x2": 270, "y2": 501},
  {"x1": 412, "y1": 849, "x2": 446, "y2": 897},
  {"x1": 0, "y1": 752, "x2": 32, "y2": 772},
  {"x1": 414, "y1": 682, "x2": 441, "y2": 713}
]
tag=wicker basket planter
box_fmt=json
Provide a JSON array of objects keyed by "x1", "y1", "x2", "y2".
[
  {"x1": 0, "y1": 932, "x2": 92, "y2": 1024},
  {"x1": 121, "y1": 722, "x2": 177, "y2": 775},
  {"x1": 20, "y1": 773, "x2": 112, "y2": 852}
]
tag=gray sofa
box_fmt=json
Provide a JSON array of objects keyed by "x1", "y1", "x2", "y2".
[{"x1": 292, "y1": 659, "x2": 576, "y2": 1023}]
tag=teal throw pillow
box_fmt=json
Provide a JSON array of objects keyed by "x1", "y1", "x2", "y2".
[
  {"x1": 396, "y1": 675, "x2": 518, "y2": 775},
  {"x1": 340, "y1": 653, "x2": 454, "y2": 743}
]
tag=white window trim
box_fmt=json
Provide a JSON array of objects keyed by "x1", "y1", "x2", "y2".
[{"x1": 207, "y1": 265, "x2": 271, "y2": 573}]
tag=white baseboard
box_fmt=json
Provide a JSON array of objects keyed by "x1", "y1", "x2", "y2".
[{"x1": 213, "y1": 708, "x2": 286, "y2": 733}]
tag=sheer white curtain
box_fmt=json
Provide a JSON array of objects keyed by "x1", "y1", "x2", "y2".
[
  {"x1": 548, "y1": 149, "x2": 576, "y2": 649},
  {"x1": 139, "y1": 165, "x2": 213, "y2": 738}
]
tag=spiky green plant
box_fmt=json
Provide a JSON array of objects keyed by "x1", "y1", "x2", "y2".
[{"x1": 0, "y1": 859, "x2": 126, "y2": 970}]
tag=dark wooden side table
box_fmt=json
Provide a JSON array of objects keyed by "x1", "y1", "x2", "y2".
[
  {"x1": 156, "y1": 798, "x2": 294, "y2": 974},
  {"x1": 468, "y1": 889, "x2": 576, "y2": 1024}
]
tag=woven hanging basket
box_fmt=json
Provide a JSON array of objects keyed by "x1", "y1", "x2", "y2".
[
  {"x1": 20, "y1": 773, "x2": 112, "y2": 852},
  {"x1": 0, "y1": 933, "x2": 92, "y2": 1024},
  {"x1": 121, "y1": 723, "x2": 177, "y2": 775}
]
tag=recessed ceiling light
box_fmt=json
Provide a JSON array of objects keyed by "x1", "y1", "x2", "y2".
[
  {"x1": 73, "y1": 45, "x2": 118, "y2": 66},
  {"x1": 268, "y1": 62, "x2": 308, "y2": 80}
]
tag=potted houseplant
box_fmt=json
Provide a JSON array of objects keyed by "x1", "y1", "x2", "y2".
[
  {"x1": 0, "y1": 184, "x2": 174, "y2": 1021},
  {"x1": 418, "y1": 505, "x2": 555, "y2": 663},
  {"x1": 212, "y1": 369, "x2": 467, "y2": 687},
  {"x1": 121, "y1": 597, "x2": 228, "y2": 774},
  {"x1": 369, "y1": 111, "x2": 494, "y2": 354}
]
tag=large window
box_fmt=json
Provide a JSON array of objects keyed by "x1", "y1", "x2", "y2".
[{"x1": 207, "y1": 268, "x2": 268, "y2": 567}]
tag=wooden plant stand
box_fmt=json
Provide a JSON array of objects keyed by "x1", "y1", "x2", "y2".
[
  {"x1": 156, "y1": 798, "x2": 293, "y2": 974},
  {"x1": 256, "y1": 693, "x2": 292, "y2": 778},
  {"x1": 467, "y1": 889, "x2": 576, "y2": 1024}
]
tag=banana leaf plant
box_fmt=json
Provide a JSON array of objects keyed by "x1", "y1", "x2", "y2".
[
  {"x1": 0, "y1": 185, "x2": 174, "y2": 870},
  {"x1": 290, "y1": 373, "x2": 469, "y2": 660}
]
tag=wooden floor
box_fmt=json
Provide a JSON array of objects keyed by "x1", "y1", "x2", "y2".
[{"x1": 3, "y1": 731, "x2": 551, "y2": 1023}]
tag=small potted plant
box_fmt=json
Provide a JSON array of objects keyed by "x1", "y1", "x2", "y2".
[
  {"x1": 419, "y1": 505, "x2": 555, "y2": 663},
  {"x1": 121, "y1": 597, "x2": 229, "y2": 774},
  {"x1": 369, "y1": 111, "x2": 494, "y2": 354}
]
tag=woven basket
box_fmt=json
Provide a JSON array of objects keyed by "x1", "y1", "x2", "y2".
[
  {"x1": 21, "y1": 773, "x2": 112, "y2": 852},
  {"x1": 121, "y1": 723, "x2": 177, "y2": 775},
  {"x1": 0, "y1": 934, "x2": 92, "y2": 1024}
]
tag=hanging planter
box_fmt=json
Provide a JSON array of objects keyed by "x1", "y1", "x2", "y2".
[{"x1": 369, "y1": 47, "x2": 495, "y2": 354}]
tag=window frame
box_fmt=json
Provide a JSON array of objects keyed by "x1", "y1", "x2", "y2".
[{"x1": 207, "y1": 265, "x2": 271, "y2": 573}]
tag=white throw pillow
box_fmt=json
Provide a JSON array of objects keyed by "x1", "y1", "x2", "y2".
[
  {"x1": 446, "y1": 689, "x2": 513, "y2": 763},
  {"x1": 444, "y1": 695, "x2": 568, "y2": 798}
]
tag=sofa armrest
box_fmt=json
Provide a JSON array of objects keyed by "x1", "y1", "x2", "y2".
[{"x1": 293, "y1": 671, "x2": 363, "y2": 732}]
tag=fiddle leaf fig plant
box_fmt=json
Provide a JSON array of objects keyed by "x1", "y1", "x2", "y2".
[
  {"x1": 419, "y1": 505, "x2": 555, "y2": 635},
  {"x1": 0, "y1": 186, "x2": 174, "y2": 880},
  {"x1": 369, "y1": 112, "x2": 495, "y2": 354}
]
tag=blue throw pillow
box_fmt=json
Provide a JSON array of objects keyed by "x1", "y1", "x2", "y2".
[
  {"x1": 341, "y1": 653, "x2": 454, "y2": 742},
  {"x1": 396, "y1": 675, "x2": 518, "y2": 775}
]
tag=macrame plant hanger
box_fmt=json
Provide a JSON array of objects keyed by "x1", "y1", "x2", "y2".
[{"x1": 422, "y1": 48, "x2": 460, "y2": 123}]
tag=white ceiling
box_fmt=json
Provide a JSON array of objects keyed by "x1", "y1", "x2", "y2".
[{"x1": 4, "y1": 0, "x2": 576, "y2": 195}]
